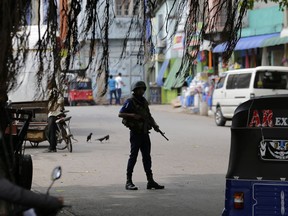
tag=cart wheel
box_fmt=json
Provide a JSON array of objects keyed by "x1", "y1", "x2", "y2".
[
  {"x1": 17, "y1": 154, "x2": 33, "y2": 190},
  {"x1": 30, "y1": 142, "x2": 39, "y2": 147}
]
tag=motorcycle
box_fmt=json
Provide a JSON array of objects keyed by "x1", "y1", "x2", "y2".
[{"x1": 23, "y1": 166, "x2": 67, "y2": 216}]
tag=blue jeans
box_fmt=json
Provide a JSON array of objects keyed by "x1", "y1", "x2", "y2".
[
  {"x1": 116, "y1": 88, "x2": 122, "y2": 104},
  {"x1": 127, "y1": 131, "x2": 152, "y2": 175},
  {"x1": 109, "y1": 90, "x2": 117, "y2": 105}
]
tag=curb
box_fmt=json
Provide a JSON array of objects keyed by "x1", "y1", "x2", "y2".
[{"x1": 150, "y1": 104, "x2": 214, "y2": 118}]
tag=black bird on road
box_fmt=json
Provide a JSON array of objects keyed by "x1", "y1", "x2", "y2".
[
  {"x1": 96, "y1": 135, "x2": 109, "y2": 143},
  {"x1": 87, "y1": 133, "x2": 93, "y2": 142}
]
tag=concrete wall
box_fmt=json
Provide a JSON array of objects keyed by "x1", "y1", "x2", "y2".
[{"x1": 242, "y1": 6, "x2": 283, "y2": 37}]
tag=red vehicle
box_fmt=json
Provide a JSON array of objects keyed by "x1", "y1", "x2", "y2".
[{"x1": 67, "y1": 77, "x2": 95, "y2": 106}]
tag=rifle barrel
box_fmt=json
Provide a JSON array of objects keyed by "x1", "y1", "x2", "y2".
[{"x1": 159, "y1": 130, "x2": 169, "y2": 141}]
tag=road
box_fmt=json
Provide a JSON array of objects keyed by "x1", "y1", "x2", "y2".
[{"x1": 25, "y1": 105, "x2": 231, "y2": 216}]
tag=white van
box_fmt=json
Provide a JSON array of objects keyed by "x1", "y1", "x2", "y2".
[{"x1": 212, "y1": 66, "x2": 288, "y2": 126}]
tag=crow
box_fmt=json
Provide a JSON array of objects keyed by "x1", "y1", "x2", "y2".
[
  {"x1": 86, "y1": 133, "x2": 93, "y2": 142},
  {"x1": 96, "y1": 135, "x2": 109, "y2": 143}
]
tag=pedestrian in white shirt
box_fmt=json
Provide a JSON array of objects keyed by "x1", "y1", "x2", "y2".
[{"x1": 115, "y1": 73, "x2": 125, "y2": 105}]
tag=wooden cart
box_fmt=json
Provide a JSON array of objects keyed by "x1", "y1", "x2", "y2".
[{"x1": 10, "y1": 100, "x2": 49, "y2": 147}]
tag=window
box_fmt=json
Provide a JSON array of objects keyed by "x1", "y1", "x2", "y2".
[
  {"x1": 254, "y1": 71, "x2": 288, "y2": 90},
  {"x1": 70, "y1": 81, "x2": 92, "y2": 90},
  {"x1": 115, "y1": 0, "x2": 139, "y2": 16},
  {"x1": 26, "y1": 0, "x2": 59, "y2": 25},
  {"x1": 226, "y1": 75, "x2": 237, "y2": 89},
  {"x1": 236, "y1": 73, "x2": 251, "y2": 89},
  {"x1": 226, "y1": 73, "x2": 251, "y2": 89},
  {"x1": 215, "y1": 75, "x2": 226, "y2": 89}
]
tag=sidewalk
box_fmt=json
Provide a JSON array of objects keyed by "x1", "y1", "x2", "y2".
[
  {"x1": 149, "y1": 104, "x2": 214, "y2": 117},
  {"x1": 149, "y1": 104, "x2": 187, "y2": 113}
]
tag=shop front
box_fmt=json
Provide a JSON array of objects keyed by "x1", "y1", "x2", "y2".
[
  {"x1": 212, "y1": 32, "x2": 288, "y2": 73},
  {"x1": 213, "y1": 33, "x2": 280, "y2": 72}
]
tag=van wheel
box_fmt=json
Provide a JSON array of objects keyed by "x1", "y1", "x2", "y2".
[{"x1": 215, "y1": 108, "x2": 226, "y2": 126}]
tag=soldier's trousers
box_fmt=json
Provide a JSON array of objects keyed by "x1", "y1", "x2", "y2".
[{"x1": 127, "y1": 131, "x2": 152, "y2": 175}]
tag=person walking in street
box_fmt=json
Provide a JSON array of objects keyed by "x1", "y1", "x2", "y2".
[
  {"x1": 115, "y1": 73, "x2": 125, "y2": 105},
  {"x1": 118, "y1": 81, "x2": 164, "y2": 190},
  {"x1": 108, "y1": 75, "x2": 117, "y2": 105},
  {"x1": 46, "y1": 79, "x2": 64, "y2": 153}
]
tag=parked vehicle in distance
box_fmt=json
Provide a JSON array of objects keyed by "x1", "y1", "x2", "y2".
[
  {"x1": 67, "y1": 76, "x2": 95, "y2": 106},
  {"x1": 222, "y1": 95, "x2": 288, "y2": 216},
  {"x1": 212, "y1": 66, "x2": 288, "y2": 126}
]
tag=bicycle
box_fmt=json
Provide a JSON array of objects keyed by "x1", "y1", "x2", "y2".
[{"x1": 55, "y1": 110, "x2": 73, "y2": 153}]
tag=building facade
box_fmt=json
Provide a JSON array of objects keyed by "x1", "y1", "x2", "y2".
[{"x1": 151, "y1": 1, "x2": 288, "y2": 105}]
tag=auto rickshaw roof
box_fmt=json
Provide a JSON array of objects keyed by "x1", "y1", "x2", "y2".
[
  {"x1": 227, "y1": 94, "x2": 288, "y2": 180},
  {"x1": 232, "y1": 94, "x2": 288, "y2": 128}
]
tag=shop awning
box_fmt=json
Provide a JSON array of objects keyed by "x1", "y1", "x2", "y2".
[
  {"x1": 163, "y1": 58, "x2": 189, "y2": 90},
  {"x1": 213, "y1": 33, "x2": 279, "y2": 53},
  {"x1": 173, "y1": 61, "x2": 189, "y2": 88},
  {"x1": 156, "y1": 59, "x2": 169, "y2": 86},
  {"x1": 260, "y1": 35, "x2": 288, "y2": 47}
]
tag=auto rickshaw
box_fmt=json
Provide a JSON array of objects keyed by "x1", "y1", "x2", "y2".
[{"x1": 222, "y1": 94, "x2": 288, "y2": 216}]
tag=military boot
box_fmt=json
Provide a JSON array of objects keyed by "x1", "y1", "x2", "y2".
[
  {"x1": 125, "y1": 174, "x2": 138, "y2": 190},
  {"x1": 146, "y1": 173, "x2": 164, "y2": 190}
]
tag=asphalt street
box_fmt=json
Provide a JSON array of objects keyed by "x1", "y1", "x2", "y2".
[{"x1": 25, "y1": 105, "x2": 231, "y2": 216}]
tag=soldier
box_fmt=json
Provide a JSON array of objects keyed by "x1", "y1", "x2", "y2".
[{"x1": 118, "y1": 81, "x2": 164, "y2": 190}]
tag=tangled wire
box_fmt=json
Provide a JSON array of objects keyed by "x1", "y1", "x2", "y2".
[{"x1": 1, "y1": 0, "x2": 287, "y2": 100}]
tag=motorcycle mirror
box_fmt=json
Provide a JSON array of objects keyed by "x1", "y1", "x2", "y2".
[
  {"x1": 47, "y1": 166, "x2": 62, "y2": 195},
  {"x1": 51, "y1": 166, "x2": 62, "y2": 181}
]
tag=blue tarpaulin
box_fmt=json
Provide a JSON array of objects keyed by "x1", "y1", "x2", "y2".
[
  {"x1": 213, "y1": 33, "x2": 279, "y2": 53},
  {"x1": 156, "y1": 59, "x2": 169, "y2": 86}
]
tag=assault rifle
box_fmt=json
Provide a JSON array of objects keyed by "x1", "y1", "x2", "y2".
[
  {"x1": 156, "y1": 128, "x2": 169, "y2": 141},
  {"x1": 139, "y1": 114, "x2": 169, "y2": 141}
]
